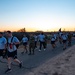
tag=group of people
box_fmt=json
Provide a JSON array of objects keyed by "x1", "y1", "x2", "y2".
[
  {"x1": 21, "y1": 32, "x2": 47, "y2": 55},
  {"x1": 0, "y1": 30, "x2": 73, "y2": 73},
  {"x1": 21, "y1": 31, "x2": 73, "y2": 54},
  {"x1": 50, "y1": 32, "x2": 72, "y2": 50},
  {"x1": 58, "y1": 32, "x2": 72, "y2": 50}
]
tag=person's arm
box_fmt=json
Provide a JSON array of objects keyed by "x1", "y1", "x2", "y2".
[
  {"x1": 3, "y1": 38, "x2": 7, "y2": 53},
  {"x1": 4, "y1": 38, "x2": 7, "y2": 48},
  {"x1": 20, "y1": 38, "x2": 23, "y2": 44},
  {"x1": 27, "y1": 37, "x2": 28, "y2": 41},
  {"x1": 13, "y1": 37, "x2": 20, "y2": 45}
]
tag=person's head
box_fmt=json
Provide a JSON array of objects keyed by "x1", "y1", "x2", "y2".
[
  {"x1": 69, "y1": 32, "x2": 71, "y2": 34},
  {"x1": 42, "y1": 32, "x2": 44, "y2": 35},
  {"x1": 6, "y1": 31, "x2": 12, "y2": 37},
  {"x1": 23, "y1": 34, "x2": 26, "y2": 37},
  {"x1": 31, "y1": 34, "x2": 33, "y2": 36},
  {"x1": 35, "y1": 33, "x2": 37, "y2": 36},
  {"x1": 0, "y1": 32, "x2": 3, "y2": 38},
  {"x1": 52, "y1": 33, "x2": 54, "y2": 35},
  {"x1": 40, "y1": 32, "x2": 44, "y2": 35}
]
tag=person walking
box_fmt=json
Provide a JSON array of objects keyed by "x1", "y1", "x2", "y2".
[
  {"x1": 34, "y1": 34, "x2": 38, "y2": 49},
  {"x1": 51, "y1": 34, "x2": 56, "y2": 49},
  {"x1": 67, "y1": 32, "x2": 72, "y2": 46},
  {"x1": 0, "y1": 32, "x2": 7, "y2": 59},
  {"x1": 28, "y1": 34, "x2": 35, "y2": 55},
  {"x1": 5, "y1": 31, "x2": 22, "y2": 73},
  {"x1": 38, "y1": 33, "x2": 46, "y2": 51},
  {"x1": 61, "y1": 33, "x2": 67, "y2": 50},
  {"x1": 21, "y1": 35, "x2": 28, "y2": 54},
  {"x1": 59, "y1": 32, "x2": 63, "y2": 44}
]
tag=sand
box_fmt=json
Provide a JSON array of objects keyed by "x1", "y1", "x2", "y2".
[{"x1": 26, "y1": 45, "x2": 75, "y2": 75}]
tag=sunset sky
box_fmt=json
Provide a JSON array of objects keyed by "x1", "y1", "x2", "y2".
[{"x1": 0, "y1": 0, "x2": 75, "y2": 32}]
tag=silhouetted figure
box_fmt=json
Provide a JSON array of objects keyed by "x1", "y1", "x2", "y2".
[
  {"x1": 21, "y1": 35, "x2": 28, "y2": 54},
  {"x1": 29, "y1": 34, "x2": 35, "y2": 55},
  {"x1": 38, "y1": 33, "x2": 46, "y2": 51},
  {"x1": 67, "y1": 32, "x2": 72, "y2": 46},
  {"x1": 0, "y1": 32, "x2": 7, "y2": 58},
  {"x1": 34, "y1": 34, "x2": 38, "y2": 49},
  {"x1": 61, "y1": 33, "x2": 67, "y2": 50},
  {"x1": 51, "y1": 34, "x2": 56, "y2": 49},
  {"x1": 5, "y1": 31, "x2": 22, "y2": 73}
]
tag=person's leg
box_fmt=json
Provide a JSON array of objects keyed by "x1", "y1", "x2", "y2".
[
  {"x1": 13, "y1": 51, "x2": 22, "y2": 68},
  {"x1": 7, "y1": 57, "x2": 12, "y2": 69},
  {"x1": 24, "y1": 45, "x2": 28, "y2": 53},
  {"x1": 21, "y1": 43, "x2": 25, "y2": 54},
  {"x1": 0, "y1": 50, "x2": 3, "y2": 58},
  {"x1": 51, "y1": 41, "x2": 55, "y2": 48},
  {"x1": 22, "y1": 43, "x2": 28, "y2": 54},
  {"x1": 68, "y1": 40, "x2": 70, "y2": 46},
  {"x1": 65, "y1": 42, "x2": 67, "y2": 48},
  {"x1": 51, "y1": 41, "x2": 53, "y2": 48},
  {"x1": 39, "y1": 41, "x2": 42, "y2": 51},
  {"x1": 63, "y1": 43, "x2": 65, "y2": 50},
  {"x1": 6, "y1": 51, "x2": 12, "y2": 69},
  {"x1": 14, "y1": 58, "x2": 22, "y2": 68},
  {"x1": 52, "y1": 44, "x2": 55, "y2": 48},
  {"x1": 35, "y1": 41, "x2": 37, "y2": 48},
  {"x1": 63, "y1": 41, "x2": 65, "y2": 49},
  {"x1": 59, "y1": 38, "x2": 62, "y2": 44},
  {"x1": 32, "y1": 43, "x2": 35, "y2": 54},
  {"x1": 5, "y1": 57, "x2": 12, "y2": 73},
  {"x1": 63, "y1": 40, "x2": 66, "y2": 50},
  {"x1": 14, "y1": 59, "x2": 21, "y2": 64},
  {"x1": 68, "y1": 40, "x2": 71, "y2": 46},
  {"x1": 70, "y1": 40, "x2": 71, "y2": 46},
  {"x1": 54, "y1": 41, "x2": 56, "y2": 48},
  {"x1": 34, "y1": 41, "x2": 36, "y2": 48},
  {"x1": 43, "y1": 42, "x2": 46, "y2": 50},
  {"x1": 29, "y1": 45, "x2": 31, "y2": 55},
  {"x1": 53, "y1": 44, "x2": 56, "y2": 48},
  {"x1": 32, "y1": 48, "x2": 35, "y2": 55}
]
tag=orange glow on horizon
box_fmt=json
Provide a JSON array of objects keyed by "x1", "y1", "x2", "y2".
[{"x1": 0, "y1": 27, "x2": 75, "y2": 32}]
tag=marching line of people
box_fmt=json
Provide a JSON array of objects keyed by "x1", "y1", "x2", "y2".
[
  {"x1": 0, "y1": 31, "x2": 74, "y2": 73},
  {"x1": 19, "y1": 32, "x2": 73, "y2": 55}
]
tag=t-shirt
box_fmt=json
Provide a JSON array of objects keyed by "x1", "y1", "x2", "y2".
[
  {"x1": 51, "y1": 37, "x2": 55, "y2": 41},
  {"x1": 38, "y1": 34, "x2": 45, "y2": 42},
  {"x1": 62, "y1": 35, "x2": 67, "y2": 40},
  {"x1": 68, "y1": 34, "x2": 72, "y2": 40},
  {"x1": 59, "y1": 32, "x2": 63, "y2": 37},
  {"x1": 22, "y1": 37, "x2": 28, "y2": 43},
  {"x1": 34, "y1": 35, "x2": 38, "y2": 41},
  {"x1": 29, "y1": 36, "x2": 35, "y2": 47},
  {"x1": 0, "y1": 37, "x2": 7, "y2": 50},
  {"x1": 7, "y1": 36, "x2": 19, "y2": 52},
  {"x1": 54, "y1": 34, "x2": 57, "y2": 40}
]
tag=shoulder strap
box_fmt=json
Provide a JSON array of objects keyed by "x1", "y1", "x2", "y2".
[
  {"x1": 7, "y1": 37, "x2": 14, "y2": 45},
  {"x1": 7, "y1": 38, "x2": 9, "y2": 46},
  {"x1": 11, "y1": 36, "x2": 14, "y2": 43}
]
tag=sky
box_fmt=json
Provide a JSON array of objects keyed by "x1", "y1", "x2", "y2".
[{"x1": 0, "y1": 0, "x2": 75, "y2": 32}]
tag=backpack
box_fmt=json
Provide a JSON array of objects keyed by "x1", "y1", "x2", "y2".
[{"x1": 10, "y1": 37, "x2": 20, "y2": 49}]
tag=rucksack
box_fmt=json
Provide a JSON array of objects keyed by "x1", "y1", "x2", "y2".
[{"x1": 10, "y1": 37, "x2": 20, "y2": 49}]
